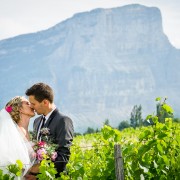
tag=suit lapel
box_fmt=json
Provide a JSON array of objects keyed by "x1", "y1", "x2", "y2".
[{"x1": 44, "y1": 108, "x2": 58, "y2": 128}]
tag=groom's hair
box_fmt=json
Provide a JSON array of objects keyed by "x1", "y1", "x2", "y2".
[{"x1": 25, "y1": 82, "x2": 54, "y2": 103}]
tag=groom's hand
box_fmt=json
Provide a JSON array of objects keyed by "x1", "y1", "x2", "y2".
[{"x1": 24, "y1": 174, "x2": 37, "y2": 180}]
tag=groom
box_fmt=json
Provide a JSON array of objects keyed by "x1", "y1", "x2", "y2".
[{"x1": 25, "y1": 82, "x2": 74, "y2": 177}]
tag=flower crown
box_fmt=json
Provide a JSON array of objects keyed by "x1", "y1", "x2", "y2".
[{"x1": 5, "y1": 106, "x2": 13, "y2": 113}]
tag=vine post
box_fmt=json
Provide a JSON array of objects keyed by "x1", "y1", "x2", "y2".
[{"x1": 114, "y1": 144, "x2": 124, "y2": 180}]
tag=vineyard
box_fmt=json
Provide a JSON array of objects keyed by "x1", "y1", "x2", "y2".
[
  {"x1": 1, "y1": 98, "x2": 180, "y2": 179},
  {"x1": 61, "y1": 98, "x2": 180, "y2": 179},
  {"x1": 62, "y1": 123, "x2": 180, "y2": 179}
]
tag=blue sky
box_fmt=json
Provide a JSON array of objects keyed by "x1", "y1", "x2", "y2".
[{"x1": 0, "y1": 0, "x2": 179, "y2": 48}]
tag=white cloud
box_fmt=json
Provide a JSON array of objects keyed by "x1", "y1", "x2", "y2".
[{"x1": 0, "y1": 17, "x2": 32, "y2": 39}]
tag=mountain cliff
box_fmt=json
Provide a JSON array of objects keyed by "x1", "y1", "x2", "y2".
[{"x1": 0, "y1": 4, "x2": 180, "y2": 132}]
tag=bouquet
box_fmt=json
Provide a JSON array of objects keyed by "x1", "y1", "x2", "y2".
[{"x1": 32, "y1": 128, "x2": 58, "y2": 162}]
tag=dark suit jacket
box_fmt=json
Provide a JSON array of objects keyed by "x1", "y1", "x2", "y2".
[{"x1": 33, "y1": 108, "x2": 74, "y2": 163}]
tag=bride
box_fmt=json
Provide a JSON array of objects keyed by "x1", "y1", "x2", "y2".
[{"x1": 0, "y1": 96, "x2": 36, "y2": 178}]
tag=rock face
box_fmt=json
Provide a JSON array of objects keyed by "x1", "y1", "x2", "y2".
[{"x1": 0, "y1": 4, "x2": 180, "y2": 132}]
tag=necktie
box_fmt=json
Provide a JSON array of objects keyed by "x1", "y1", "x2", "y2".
[
  {"x1": 41, "y1": 116, "x2": 46, "y2": 129},
  {"x1": 38, "y1": 116, "x2": 46, "y2": 141}
]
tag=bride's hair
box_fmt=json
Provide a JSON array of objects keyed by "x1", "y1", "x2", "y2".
[{"x1": 5, "y1": 96, "x2": 22, "y2": 123}]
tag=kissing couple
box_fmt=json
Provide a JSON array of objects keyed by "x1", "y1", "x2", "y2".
[{"x1": 0, "y1": 82, "x2": 74, "y2": 179}]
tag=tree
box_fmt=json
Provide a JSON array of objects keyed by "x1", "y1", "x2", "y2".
[
  {"x1": 156, "y1": 97, "x2": 174, "y2": 123},
  {"x1": 104, "y1": 119, "x2": 110, "y2": 126},
  {"x1": 84, "y1": 127, "x2": 95, "y2": 135},
  {"x1": 95, "y1": 128, "x2": 100, "y2": 133},
  {"x1": 130, "y1": 105, "x2": 143, "y2": 128},
  {"x1": 74, "y1": 132, "x2": 82, "y2": 136},
  {"x1": 173, "y1": 118, "x2": 180, "y2": 123},
  {"x1": 118, "y1": 120, "x2": 130, "y2": 130}
]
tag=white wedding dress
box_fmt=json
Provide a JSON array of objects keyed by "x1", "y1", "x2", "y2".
[{"x1": 0, "y1": 109, "x2": 35, "y2": 179}]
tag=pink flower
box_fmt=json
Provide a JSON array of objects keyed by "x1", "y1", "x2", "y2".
[
  {"x1": 38, "y1": 141, "x2": 46, "y2": 147},
  {"x1": 51, "y1": 152, "x2": 57, "y2": 161},
  {"x1": 5, "y1": 106, "x2": 12, "y2": 113},
  {"x1": 37, "y1": 148, "x2": 47, "y2": 161}
]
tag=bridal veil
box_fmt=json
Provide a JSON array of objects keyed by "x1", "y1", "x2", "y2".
[{"x1": 0, "y1": 109, "x2": 35, "y2": 176}]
